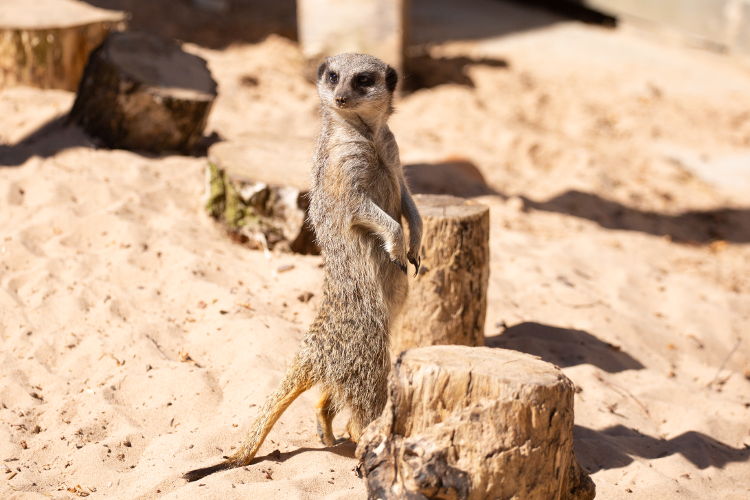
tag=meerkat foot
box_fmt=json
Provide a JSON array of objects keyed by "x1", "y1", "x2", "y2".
[
  {"x1": 316, "y1": 421, "x2": 336, "y2": 447},
  {"x1": 346, "y1": 419, "x2": 364, "y2": 444},
  {"x1": 315, "y1": 391, "x2": 337, "y2": 447}
]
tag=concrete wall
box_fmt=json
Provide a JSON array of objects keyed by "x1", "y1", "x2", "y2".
[{"x1": 577, "y1": 0, "x2": 750, "y2": 56}]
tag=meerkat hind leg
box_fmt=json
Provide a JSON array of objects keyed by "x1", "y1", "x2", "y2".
[
  {"x1": 315, "y1": 390, "x2": 337, "y2": 446},
  {"x1": 346, "y1": 418, "x2": 365, "y2": 444},
  {"x1": 183, "y1": 361, "x2": 313, "y2": 482}
]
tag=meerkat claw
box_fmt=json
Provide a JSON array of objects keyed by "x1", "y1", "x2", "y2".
[{"x1": 408, "y1": 255, "x2": 421, "y2": 276}]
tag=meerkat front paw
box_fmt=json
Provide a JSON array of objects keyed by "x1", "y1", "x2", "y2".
[
  {"x1": 385, "y1": 238, "x2": 408, "y2": 275},
  {"x1": 407, "y1": 250, "x2": 421, "y2": 276},
  {"x1": 389, "y1": 254, "x2": 408, "y2": 274}
]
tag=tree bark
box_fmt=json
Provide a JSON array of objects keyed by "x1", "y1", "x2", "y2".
[
  {"x1": 204, "y1": 136, "x2": 319, "y2": 254},
  {"x1": 357, "y1": 346, "x2": 596, "y2": 500},
  {"x1": 392, "y1": 194, "x2": 489, "y2": 356},
  {"x1": 69, "y1": 31, "x2": 216, "y2": 153},
  {"x1": 0, "y1": 0, "x2": 125, "y2": 91}
]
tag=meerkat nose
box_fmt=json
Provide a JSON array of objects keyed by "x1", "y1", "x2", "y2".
[{"x1": 335, "y1": 96, "x2": 348, "y2": 107}]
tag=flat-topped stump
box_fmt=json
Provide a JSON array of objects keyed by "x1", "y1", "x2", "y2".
[
  {"x1": 69, "y1": 31, "x2": 216, "y2": 153},
  {"x1": 205, "y1": 136, "x2": 318, "y2": 254},
  {"x1": 392, "y1": 194, "x2": 490, "y2": 356},
  {"x1": 0, "y1": 0, "x2": 126, "y2": 91},
  {"x1": 357, "y1": 346, "x2": 596, "y2": 500}
]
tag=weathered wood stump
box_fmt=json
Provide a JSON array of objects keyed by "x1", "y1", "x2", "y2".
[
  {"x1": 0, "y1": 0, "x2": 125, "y2": 91},
  {"x1": 205, "y1": 136, "x2": 319, "y2": 254},
  {"x1": 392, "y1": 195, "x2": 489, "y2": 356},
  {"x1": 297, "y1": 0, "x2": 407, "y2": 78},
  {"x1": 357, "y1": 346, "x2": 595, "y2": 500},
  {"x1": 69, "y1": 31, "x2": 216, "y2": 153}
]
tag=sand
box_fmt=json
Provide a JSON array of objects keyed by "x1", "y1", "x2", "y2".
[{"x1": 1, "y1": 1, "x2": 750, "y2": 498}]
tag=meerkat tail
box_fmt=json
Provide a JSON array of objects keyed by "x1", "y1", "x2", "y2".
[{"x1": 183, "y1": 461, "x2": 235, "y2": 482}]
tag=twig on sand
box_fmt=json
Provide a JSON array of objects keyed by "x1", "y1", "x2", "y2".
[{"x1": 707, "y1": 338, "x2": 742, "y2": 388}]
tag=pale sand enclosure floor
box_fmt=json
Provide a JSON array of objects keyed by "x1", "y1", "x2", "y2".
[{"x1": 2, "y1": 1, "x2": 750, "y2": 498}]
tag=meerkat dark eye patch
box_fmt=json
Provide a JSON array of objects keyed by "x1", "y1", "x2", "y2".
[
  {"x1": 317, "y1": 62, "x2": 327, "y2": 80},
  {"x1": 353, "y1": 72, "x2": 376, "y2": 89},
  {"x1": 385, "y1": 66, "x2": 398, "y2": 92},
  {"x1": 327, "y1": 71, "x2": 339, "y2": 85}
]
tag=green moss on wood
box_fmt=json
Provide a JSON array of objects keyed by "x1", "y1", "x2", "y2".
[
  {"x1": 205, "y1": 162, "x2": 226, "y2": 218},
  {"x1": 204, "y1": 161, "x2": 318, "y2": 254},
  {"x1": 205, "y1": 162, "x2": 261, "y2": 232}
]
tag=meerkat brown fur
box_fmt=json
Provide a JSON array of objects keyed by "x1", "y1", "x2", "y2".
[{"x1": 183, "y1": 53, "x2": 423, "y2": 481}]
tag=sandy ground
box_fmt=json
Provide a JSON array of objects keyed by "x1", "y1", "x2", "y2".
[{"x1": 2, "y1": 0, "x2": 750, "y2": 498}]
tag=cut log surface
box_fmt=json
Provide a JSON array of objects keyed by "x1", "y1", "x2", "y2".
[
  {"x1": 0, "y1": 0, "x2": 125, "y2": 91},
  {"x1": 70, "y1": 31, "x2": 216, "y2": 153},
  {"x1": 357, "y1": 346, "x2": 596, "y2": 500},
  {"x1": 205, "y1": 136, "x2": 319, "y2": 254},
  {"x1": 392, "y1": 194, "x2": 489, "y2": 356}
]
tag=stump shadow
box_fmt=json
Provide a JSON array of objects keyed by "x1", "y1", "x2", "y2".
[
  {"x1": 403, "y1": 54, "x2": 510, "y2": 91},
  {"x1": 0, "y1": 113, "x2": 222, "y2": 167},
  {"x1": 485, "y1": 322, "x2": 644, "y2": 373},
  {"x1": 404, "y1": 159, "x2": 501, "y2": 198},
  {"x1": 522, "y1": 190, "x2": 750, "y2": 244},
  {"x1": 0, "y1": 115, "x2": 90, "y2": 167},
  {"x1": 574, "y1": 424, "x2": 750, "y2": 473}
]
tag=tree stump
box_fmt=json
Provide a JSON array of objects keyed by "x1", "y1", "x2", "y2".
[
  {"x1": 392, "y1": 194, "x2": 489, "y2": 356},
  {"x1": 0, "y1": 0, "x2": 125, "y2": 91},
  {"x1": 297, "y1": 0, "x2": 407, "y2": 79},
  {"x1": 357, "y1": 346, "x2": 596, "y2": 500},
  {"x1": 205, "y1": 136, "x2": 319, "y2": 254},
  {"x1": 69, "y1": 31, "x2": 216, "y2": 153}
]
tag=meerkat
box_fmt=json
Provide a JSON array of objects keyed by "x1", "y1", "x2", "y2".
[{"x1": 183, "y1": 53, "x2": 422, "y2": 482}]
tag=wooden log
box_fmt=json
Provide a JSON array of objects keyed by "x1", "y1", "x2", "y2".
[
  {"x1": 357, "y1": 346, "x2": 596, "y2": 500},
  {"x1": 0, "y1": 0, "x2": 125, "y2": 91},
  {"x1": 204, "y1": 136, "x2": 319, "y2": 254},
  {"x1": 297, "y1": 0, "x2": 407, "y2": 78},
  {"x1": 391, "y1": 194, "x2": 489, "y2": 356},
  {"x1": 69, "y1": 31, "x2": 216, "y2": 153}
]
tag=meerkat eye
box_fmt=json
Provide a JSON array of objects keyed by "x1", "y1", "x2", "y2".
[
  {"x1": 327, "y1": 71, "x2": 339, "y2": 84},
  {"x1": 355, "y1": 73, "x2": 375, "y2": 87}
]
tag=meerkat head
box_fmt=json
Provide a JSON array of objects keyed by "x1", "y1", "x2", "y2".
[{"x1": 316, "y1": 53, "x2": 398, "y2": 121}]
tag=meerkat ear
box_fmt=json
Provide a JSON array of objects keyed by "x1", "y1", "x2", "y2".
[
  {"x1": 385, "y1": 65, "x2": 398, "y2": 92},
  {"x1": 317, "y1": 61, "x2": 328, "y2": 81}
]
